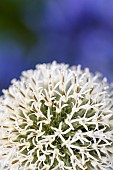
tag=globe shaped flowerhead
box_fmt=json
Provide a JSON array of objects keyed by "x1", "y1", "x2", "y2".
[{"x1": 0, "y1": 61, "x2": 113, "y2": 170}]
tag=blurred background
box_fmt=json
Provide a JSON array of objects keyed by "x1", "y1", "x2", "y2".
[{"x1": 0, "y1": 0, "x2": 113, "y2": 94}]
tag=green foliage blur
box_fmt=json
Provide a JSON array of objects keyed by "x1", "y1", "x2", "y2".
[{"x1": 0, "y1": 0, "x2": 44, "y2": 48}]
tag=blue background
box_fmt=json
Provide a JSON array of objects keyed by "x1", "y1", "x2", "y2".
[{"x1": 0, "y1": 0, "x2": 113, "y2": 94}]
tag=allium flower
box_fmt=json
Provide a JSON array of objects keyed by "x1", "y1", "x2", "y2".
[{"x1": 0, "y1": 61, "x2": 113, "y2": 170}]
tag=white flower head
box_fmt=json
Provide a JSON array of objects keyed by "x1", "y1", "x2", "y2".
[{"x1": 0, "y1": 61, "x2": 113, "y2": 170}]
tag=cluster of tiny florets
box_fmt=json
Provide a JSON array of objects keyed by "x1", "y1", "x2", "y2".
[{"x1": 0, "y1": 62, "x2": 113, "y2": 170}]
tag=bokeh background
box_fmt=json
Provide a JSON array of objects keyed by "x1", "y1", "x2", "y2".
[{"x1": 0, "y1": 0, "x2": 113, "y2": 94}]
